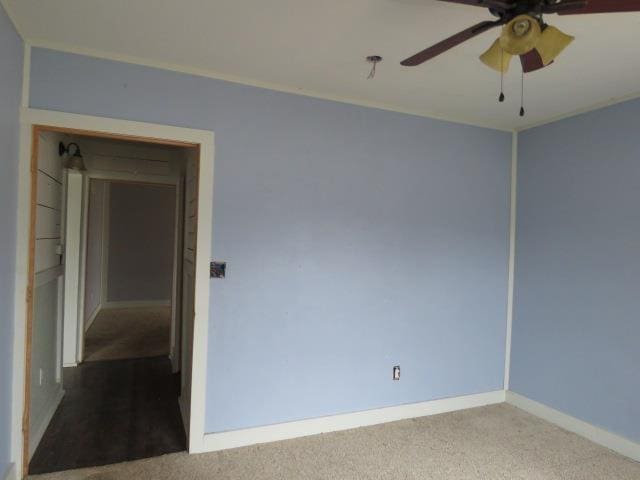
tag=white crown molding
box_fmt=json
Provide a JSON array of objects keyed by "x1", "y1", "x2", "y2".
[
  {"x1": 24, "y1": 38, "x2": 514, "y2": 133},
  {"x1": 517, "y1": 89, "x2": 640, "y2": 132},
  {"x1": 198, "y1": 390, "x2": 505, "y2": 454},
  {"x1": 506, "y1": 391, "x2": 640, "y2": 462}
]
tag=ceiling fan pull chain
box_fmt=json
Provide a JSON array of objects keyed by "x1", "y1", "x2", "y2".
[
  {"x1": 520, "y1": 68, "x2": 526, "y2": 117},
  {"x1": 499, "y1": 48, "x2": 505, "y2": 102}
]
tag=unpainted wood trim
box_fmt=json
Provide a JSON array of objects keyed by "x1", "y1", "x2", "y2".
[
  {"x1": 33, "y1": 124, "x2": 199, "y2": 148},
  {"x1": 22, "y1": 126, "x2": 41, "y2": 477}
]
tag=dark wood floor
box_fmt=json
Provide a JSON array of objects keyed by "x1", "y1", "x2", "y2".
[{"x1": 29, "y1": 357, "x2": 186, "y2": 474}]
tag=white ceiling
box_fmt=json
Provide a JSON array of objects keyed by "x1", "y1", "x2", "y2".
[{"x1": 4, "y1": 0, "x2": 640, "y2": 130}]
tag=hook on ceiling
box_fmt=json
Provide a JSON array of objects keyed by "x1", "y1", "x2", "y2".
[{"x1": 366, "y1": 55, "x2": 383, "y2": 79}]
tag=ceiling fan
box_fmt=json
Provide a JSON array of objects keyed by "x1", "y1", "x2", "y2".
[{"x1": 401, "y1": 0, "x2": 640, "y2": 74}]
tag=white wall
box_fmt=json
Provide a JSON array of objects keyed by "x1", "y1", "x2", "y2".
[
  {"x1": 62, "y1": 172, "x2": 83, "y2": 366},
  {"x1": 29, "y1": 131, "x2": 66, "y2": 458},
  {"x1": 106, "y1": 182, "x2": 176, "y2": 304},
  {"x1": 83, "y1": 179, "x2": 106, "y2": 330}
]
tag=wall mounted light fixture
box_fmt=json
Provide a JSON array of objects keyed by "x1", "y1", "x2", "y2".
[{"x1": 58, "y1": 142, "x2": 87, "y2": 171}]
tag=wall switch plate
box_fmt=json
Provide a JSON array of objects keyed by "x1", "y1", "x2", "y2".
[
  {"x1": 393, "y1": 365, "x2": 400, "y2": 381},
  {"x1": 210, "y1": 261, "x2": 226, "y2": 278}
]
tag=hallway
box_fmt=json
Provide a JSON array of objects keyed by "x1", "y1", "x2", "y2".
[
  {"x1": 29, "y1": 357, "x2": 186, "y2": 474},
  {"x1": 84, "y1": 307, "x2": 172, "y2": 362}
]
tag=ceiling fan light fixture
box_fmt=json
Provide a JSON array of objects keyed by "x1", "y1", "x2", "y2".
[
  {"x1": 480, "y1": 39, "x2": 513, "y2": 73},
  {"x1": 499, "y1": 15, "x2": 541, "y2": 55},
  {"x1": 535, "y1": 25, "x2": 575, "y2": 66}
]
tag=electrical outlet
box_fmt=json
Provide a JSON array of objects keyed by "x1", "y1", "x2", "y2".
[
  {"x1": 393, "y1": 365, "x2": 400, "y2": 381},
  {"x1": 39, "y1": 368, "x2": 44, "y2": 386}
]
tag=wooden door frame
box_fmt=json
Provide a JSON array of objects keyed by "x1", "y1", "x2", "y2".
[{"x1": 12, "y1": 108, "x2": 214, "y2": 479}]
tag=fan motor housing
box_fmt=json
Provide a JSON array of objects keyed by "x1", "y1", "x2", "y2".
[
  {"x1": 513, "y1": 0, "x2": 549, "y2": 16},
  {"x1": 500, "y1": 15, "x2": 542, "y2": 55},
  {"x1": 490, "y1": 1, "x2": 555, "y2": 21}
]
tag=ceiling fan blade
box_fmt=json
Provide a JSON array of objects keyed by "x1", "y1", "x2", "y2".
[
  {"x1": 401, "y1": 20, "x2": 503, "y2": 66},
  {"x1": 556, "y1": 0, "x2": 640, "y2": 14},
  {"x1": 520, "y1": 50, "x2": 551, "y2": 73},
  {"x1": 437, "y1": 0, "x2": 516, "y2": 10},
  {"x1": 542, "y1": 1, "x2": 587, "y2": 13}
]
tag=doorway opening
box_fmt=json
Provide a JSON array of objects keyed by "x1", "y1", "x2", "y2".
[
  {"x1": 22, "y1": 126, "x2": 202, "y2": 475},
  {"x1": 82, "y1": 178, "x2": 177, "y2": 364}
]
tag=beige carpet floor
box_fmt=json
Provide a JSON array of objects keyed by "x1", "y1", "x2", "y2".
[
  {"x1": 29, "y1": 404, "x2": 640, "y2": 479},
  {"x1": 84, "y1": 307, "x2": 171, "y2": 362}
]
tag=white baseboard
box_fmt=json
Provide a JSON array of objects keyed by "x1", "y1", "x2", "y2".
[
  {"x1": 2, "y1": 463, "x2": 16, "y2": 480},
  {"x1": 506, "y1": 391, "x2": 640, "y2": 462},
  {"x1": 199, "y1": 390, "x2": 505, "y2": 453},
  {"x1": 84, "y1": 303, "x2": 102, "y2": 332},
  {"x1": 102, "y1": 300, "x2": 171, "y2": 309},
  {"x1": 29, "y1": 387, "x2": 65, "y2": 460}
]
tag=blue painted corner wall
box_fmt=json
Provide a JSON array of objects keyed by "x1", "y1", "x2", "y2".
[
  {"x1": 0, "y1": 2, "x2": 23, "y2": 475},
  {"x1": 511, "y1": 98, "x2": 640, "y2": 443},
  {"x1": 29, "y1": 48, "x2": 512, "y2": 434}
]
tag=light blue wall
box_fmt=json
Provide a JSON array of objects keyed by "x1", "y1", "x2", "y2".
[
  {"x1": 30, "y1": 48, "x2": 511, "y2": 433},
  {"x1": 0, "y1": 3, "x2": 23, "y2": 474},
  {"x1": 512, "y1": 98, "x2": 640, "y2": 443}
]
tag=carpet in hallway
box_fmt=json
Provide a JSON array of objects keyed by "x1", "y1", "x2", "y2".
[{"x1": 84, "y1": 307, "x2": 171, "y2": 362}]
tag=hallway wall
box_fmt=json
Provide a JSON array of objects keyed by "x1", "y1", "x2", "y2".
[
  {"x1": 106, "y1": 182, "x2": 176, "y2": 304},
  {"x1": 84, "y1": 179, "x2": 107, "y2": 331},
  {"x1": 0, "y1": 3, "x2": 23, "y2": 475}
]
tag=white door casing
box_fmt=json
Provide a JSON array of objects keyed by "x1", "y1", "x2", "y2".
[{"x1": 12, "y1": 109, "x2": 214, "y2": 479}]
